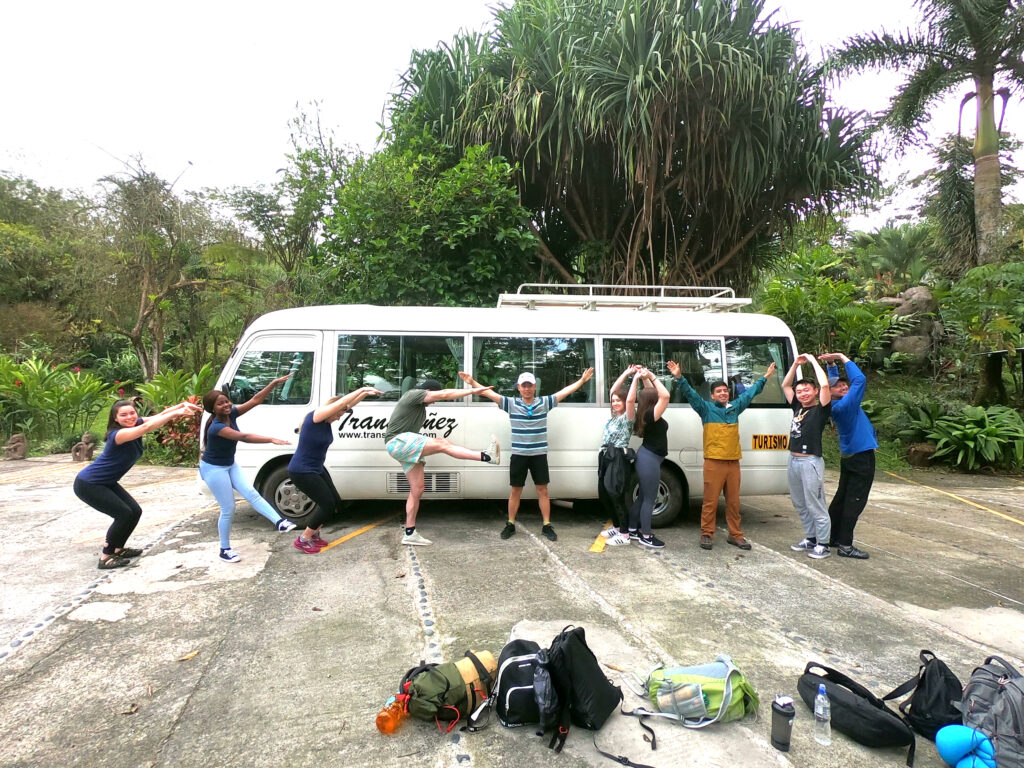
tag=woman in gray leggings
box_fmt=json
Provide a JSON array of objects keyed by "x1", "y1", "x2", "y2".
[{"x1": 627, "y1": 367, "x2": 671, "y2": 549}]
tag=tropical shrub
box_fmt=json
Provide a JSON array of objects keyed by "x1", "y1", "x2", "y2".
[
  {"x1": 134, "y1": 363, "x2": 216, "y2": 412},
  {"x1": 0, "y1": 355, "x2": 113, "y2": 442},
  {"x1": 927, "y1": 405, "x2": 1024, "y2": 471}
]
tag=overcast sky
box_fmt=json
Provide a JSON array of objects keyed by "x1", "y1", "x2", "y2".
[{"x1": 3, "y1": 0, "x2": 1001, "y2": 227}]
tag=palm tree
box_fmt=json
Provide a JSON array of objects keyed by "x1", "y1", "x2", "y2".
[
  {"x1": 828, "y1": 0, "x2": 1024, "y2": 265},
  {"x1": 389, "y1": 0, "x2": 877, "y2": 290}
]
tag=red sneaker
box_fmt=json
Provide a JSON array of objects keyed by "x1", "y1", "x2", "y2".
[
  {"x1": 293, "y1": 536, "x2": 322, "y2": 554},
  {"x1": 311, "y1": 533, "x2": 330, "y2": 548}
]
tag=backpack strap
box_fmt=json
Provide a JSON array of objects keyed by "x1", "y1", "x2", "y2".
[
  {"x1": 591, "y1": 731, "x2": 657, "y2": 768},
  {"x1": 982, "y1": 655, "x2": 1022, "y2": 678},
  {"x1": 465, "y1": 696, "x2": 493, "y2": 732}
]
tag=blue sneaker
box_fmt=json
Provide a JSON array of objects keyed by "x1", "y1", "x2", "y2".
[{"x1": 219, "y1": 547, "x2": 241, "y2": 563}]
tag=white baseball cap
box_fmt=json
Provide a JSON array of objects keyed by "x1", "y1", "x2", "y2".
[{"x1": 517, "y1": 372, "x2": 536, "y2": 386}]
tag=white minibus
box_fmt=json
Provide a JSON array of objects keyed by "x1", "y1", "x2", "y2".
[{"x1": 210, "y1": 285, "x2": 796, "y2": 527}]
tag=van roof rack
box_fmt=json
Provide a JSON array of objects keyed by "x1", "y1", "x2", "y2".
[{"x1": 497, "y1": 284, "x2": 751, "y2": 312}]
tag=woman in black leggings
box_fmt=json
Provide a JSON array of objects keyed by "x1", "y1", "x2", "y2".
[
  {"x1": 287, "y1": 386, "x2": 382, "y2": 553},
  {"x1": 627, "y1": 367, "x2": 671, "y2": 549},
  {"x1": 74, "y1": 398, "x2": 202, "y2": 568}
]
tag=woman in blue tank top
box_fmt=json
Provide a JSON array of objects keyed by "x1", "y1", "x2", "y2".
[
  {"x1": 74, "y1": 398, "x2": 202, "y2": 569},
  {"x1": 288, "y1": 386, "x2": 382, "y2": 554},
  {"x1": 200, "y1": 375, "x2": 294, "y2": 563}
]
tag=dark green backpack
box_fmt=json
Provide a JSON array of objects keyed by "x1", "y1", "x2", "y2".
[{"x1": 401, "y1": 652, "x2": 496, "y2": 731}]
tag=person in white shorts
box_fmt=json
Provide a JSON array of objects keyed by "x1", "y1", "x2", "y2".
[{"x1": 383, "y1": 379, "x2": 498, "y2": 546}]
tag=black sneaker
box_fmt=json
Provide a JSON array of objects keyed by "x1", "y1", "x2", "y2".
[
  {"x1": 628, "y1": 530, "x2": 640, "y2": 541},
  {"x1": 500, "y1": 522, "x2": 516, "y2": 540},
  {"x1": 838, "y1": 544, "x2": 870, "y2": 559},
  {"x1": 541, "y1": 524, "x2": 558, "y2": 542},
  {"x1": 638, "y1": 534, "x2": 665, "y2": 549}
]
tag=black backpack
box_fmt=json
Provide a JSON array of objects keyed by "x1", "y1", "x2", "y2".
[
  {"x1": 798, "y1": 662, "x2": 916, "y2": 767},
  {"x1": 883, "y1": 650, "x2": 964, "y2": 741},
  {"x1": 545, "y1": 625, "x2": 623, "y2": 752},
  {"x1": 493, "y1": 639, "x2": 543, "y2": 728}
]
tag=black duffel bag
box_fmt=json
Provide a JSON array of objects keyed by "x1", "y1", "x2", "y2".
[{"x1": 798, "y1": 662, "x2": 916, "y2": 766}]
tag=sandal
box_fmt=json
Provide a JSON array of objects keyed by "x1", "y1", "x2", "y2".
[
  {"x1": 98, "y1": 555, "x2": 132, "y2": 570},
  {"x1": 114, "y1": 547, "x2": 143, "y2": 558}
]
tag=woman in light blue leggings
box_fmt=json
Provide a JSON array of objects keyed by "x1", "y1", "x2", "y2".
[{"x1": 200, "y1": 376, "x2": 295, "y2": 562}]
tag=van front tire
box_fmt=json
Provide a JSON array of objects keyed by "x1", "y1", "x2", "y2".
[{"x1": 261, "y1": 465, "x2": 318, "y2": 525}]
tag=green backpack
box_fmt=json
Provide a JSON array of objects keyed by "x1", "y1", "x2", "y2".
[
  {"x1": 628, "y1": 655, "x2": 759, "y2": 728},
  {"x1": 401, "y1": 651, "x2": 496, "y2": 730}
]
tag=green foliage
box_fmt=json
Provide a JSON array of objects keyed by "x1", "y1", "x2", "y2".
[
  {"x1": 90, "y1": 348, "x2": 141, "y2": 389},
  {"x1": 752, "y1": 244, "x2": 912, "y2": 357},
  {"x1": 927, "y1": 405, "x2": 1024, "y2": 471},
  {"x1": 392, "y1": 0, "x2": 877, "y2": 290},
  {"x1": 134, "y1": 363, "x2": 216, "y2": 412},
  {"x1": 846, "y1": 223, "x2": 935, "y2": 297},
  {"x1": 0, "y1": 355, "x2": 113, "y2": 442},
  {"x1": 897, "y1": 400, "x2": 944, "y2": 443},
  {"x1": 939, "y1": 262, "x2": 1024, "y2": 360},
  {"x1": 321, "y1": 134, "x2": 538, "y2": 306}
]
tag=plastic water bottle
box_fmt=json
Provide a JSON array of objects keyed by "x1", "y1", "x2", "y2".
[
  {"x1": 375, "y1": 695, "x2": 408, "y2": 734},
  {"x1": 813, "y1": 683, "x2": 831, "y2": 746}
]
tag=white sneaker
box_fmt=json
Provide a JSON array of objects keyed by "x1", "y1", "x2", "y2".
[
  {"x1": 485, "y1": 435, "x2": 501, "y2": 466},
  {"x1": 219, "y1": 547, "x2": 241, "y2": 562},
  {"x1": 606, "y1": 532, "x2": 631, "y2": 546},
  {"x1": 276, "y1": 518, "x2": 297, "y2": 532},
  {"x1": 809, "y1": 544, "x2": 831, "y2": 560},
  {"x1": 402, "y1": 530, "x2": 433, "y2": 546},
  {"x1": 600, "y1": 525, "x2": 620, "y2": 538}
]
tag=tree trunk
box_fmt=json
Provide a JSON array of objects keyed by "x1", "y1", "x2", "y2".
[
  {"x1": 974, "y1": 353, "x2": 1008, "y2": 407},
  {"x1": 973, "y1": 74, "x2": 1003, "y2": 265}
]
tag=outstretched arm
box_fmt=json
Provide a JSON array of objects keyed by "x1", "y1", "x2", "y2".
[
  {"x1": 210, "y1": 425, "x2": 291, "y2": 446},
  {"x1": 554, "y1": 367, "x2": 595, "y2": 403},
  {"x1": 313, "y1": 387, "x2": 383, "y2": 423},
  {"x1": 458, "y1": 371, "x2": 502, "y2": 404},
  {"x1": 425, "y1": 385, "x2": 495, "y2": 404},
  {"x1": 113, "y1": 401, "x2": 202, "y2": 445},
  {"x1": 236, "y1": 374, "x2": 293, "y2": 416}
]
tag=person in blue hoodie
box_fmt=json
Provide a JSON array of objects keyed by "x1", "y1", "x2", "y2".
[{"x1": 819, "y1": 353, "x2": 877, "y2": 560}]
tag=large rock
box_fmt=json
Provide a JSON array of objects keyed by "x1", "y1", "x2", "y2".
[
  {"x1": 892, "y1": 335, "x2": 932, "y2": 366},
  {"x1": 907, "y1": 442, "x2": 936, "y2": 467},
  {"x1": 894, "y1": 286, "x2": 938, "y2": 317}
]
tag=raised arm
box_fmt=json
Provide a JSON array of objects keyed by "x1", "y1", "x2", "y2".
[
  {"x1": 425, "y1": 385, "x2": 495, "y2": 404},
  {"x1": 641, "y1": 367, "x2": 671, "y2": 421},
  {"x1": 608, "y1": 365, "x2": 636, "y2": 401},
  {"x1": 458, "y1": 371, "x2": 502, "y2": 404},
  {"x1": 113, "y1": 401, "x2": 202, "y2": 445},
  {"x1": 625, "y1": 367, "x2": 640, "y2": 421},
  {"x1": 666, "y1": 360, "x2": 709, "y2": 417},
  {"x1": 782, "y1": 356, "x2": 802, "y2": 403},
  {"x1": 803, "y1": 354, "x2": 831, "y2": 406},
  {"x1": 554, "y1": 367, "x2": 595, "y2": 403},
  {"x1": 313, "y1": 386, "x2": 383, "y2": 423},
  {"x1": 236, "y1": 373, "x2": 293, "y2": 416}
]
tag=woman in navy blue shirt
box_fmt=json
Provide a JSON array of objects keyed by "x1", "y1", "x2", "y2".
[
  {"x1": 200, "y1": 375, "x2": 293, "y2": 563},
  {"x1": 288, "y1": 386, "x2": 382, "y2": 553},
  {"x1": 74, "y1": 398, "x2": 202, "y2": 569}
]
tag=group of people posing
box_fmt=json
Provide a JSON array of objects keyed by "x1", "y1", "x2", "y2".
[{"x1": 72, "y1": 351, "x2": 876, "y2": 568}]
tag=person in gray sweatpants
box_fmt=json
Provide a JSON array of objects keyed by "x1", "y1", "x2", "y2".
[{"x1": 781, "y1": 353, "x2": 833, "y2": 560}]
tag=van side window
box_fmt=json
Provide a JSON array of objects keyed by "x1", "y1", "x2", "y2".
[
  {"x1": 335, "y1": 334, "x2": 464, "y2": 400},
  {"x1": 603, "y1": 338, "x2": 722, "y2": 403},
  {"x1": 228, "y1": 351, "x2": 315, "y2": 405},
  {"x1": 470, "y1": 337, "x2": 596, "y2": 403},
  {"x1": 725, "y1": 337, "x2": 789, "y2": 405}
]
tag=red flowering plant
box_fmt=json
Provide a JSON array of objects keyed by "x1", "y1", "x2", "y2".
[{"x1": 134, "y1": 364, "x2": 216, "y2": 465}]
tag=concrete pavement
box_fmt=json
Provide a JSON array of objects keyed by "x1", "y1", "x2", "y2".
[{"x1": 0, "y1": 456, "x2": 1021, "y2": 768}]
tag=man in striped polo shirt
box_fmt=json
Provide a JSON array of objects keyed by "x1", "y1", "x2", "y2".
[{"x1": 460, "y1": 367, "x2": 594, "y2": 541}]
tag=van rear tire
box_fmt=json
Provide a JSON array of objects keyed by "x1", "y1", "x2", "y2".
[{"x1": 629, "y1": 465, "x2": 685, "y2": 528}]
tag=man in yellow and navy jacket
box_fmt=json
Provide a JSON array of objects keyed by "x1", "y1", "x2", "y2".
[{"x1": 667, "y1": 360, "x2": 777, "y2": 551}]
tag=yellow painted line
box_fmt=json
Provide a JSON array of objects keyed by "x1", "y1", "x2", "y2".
[
  {"x1": 884, "y1": 471, "x2": 1024, "y2": 527},
  {"x1": 320, "y1": 515, "x2": 399, "y2": 551},
  {"x1": 589, "y1": 520, "x2": 613, "y2": 552}
]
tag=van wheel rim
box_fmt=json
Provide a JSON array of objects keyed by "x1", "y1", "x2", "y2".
[{"x1": 274, "y1": 480, "x2": 316, "y2": 519}]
